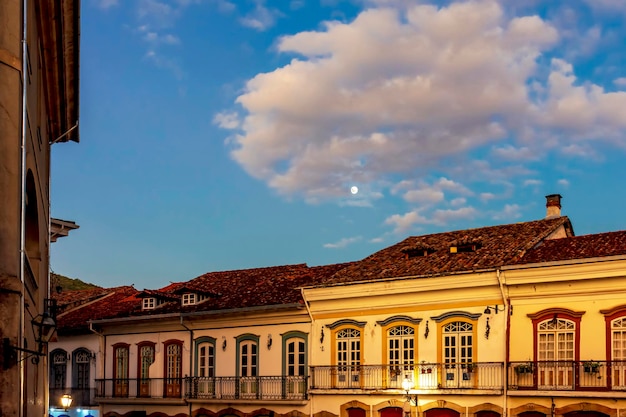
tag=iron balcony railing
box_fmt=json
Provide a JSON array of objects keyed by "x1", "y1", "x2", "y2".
[
  {"x1": 186, "y1": 376, "x2": 308, "y2": 401},
  {"x1": 508, "y1": 360, "x2": 626, "y2": 391},
  {"x1": 95, "y1": 378, "x2": 185, "y2": 399},
  {"x1": 310, "y1": 363, "x2": 504, "y2": 390},
  {"x1": 50, "y1": 387, "x2": 97, "y2": 407}
]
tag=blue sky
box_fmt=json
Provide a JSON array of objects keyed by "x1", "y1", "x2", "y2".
[{"x1": 51, "y1": 0, "x2": 626, "y2": 290}]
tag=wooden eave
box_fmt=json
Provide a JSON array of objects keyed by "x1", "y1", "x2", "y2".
[{"x1": 36, "y1": 0, "x2": 80, "y2": 143}]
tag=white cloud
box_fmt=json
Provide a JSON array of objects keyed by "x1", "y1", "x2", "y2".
[
  {"x1": 214, "y1": 112, "x2": 241, "y2": 129},
  {"x1": 323, "y1": 236, "x2": 362, "y2": 249},
  {"x1": 523, "y1": 179, "x2": 542, "y2": 187},
  {"x1": 557, "y1": 178, "x2": 570, "y2": 188},
  {"x1": 384, "y1": 210, "x2": 428, "y2": 234},
  {"x1": 403, "y1": 188, "x2": 444, "y2": 204},
  {"x1": 239, "y1": 0, "x2": 282, "y2": 31},
  {"x1": 492, "y1": 203, "x2": 522, "y2": 220},
  {"x1": 430, "y1": 207, "x2": 478, "y2": 226},
  {"x1": 615, "y1": 78, "x2": 626, "y2": 87},
  {"x1": 220, "y1": 1, "x2": 563, "y2": 200},
  {"x1": 480, "y1": 192, "x2": 496, "y2": 202}
]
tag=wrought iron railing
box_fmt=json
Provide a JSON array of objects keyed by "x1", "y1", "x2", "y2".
[
  {"x1": 310, "y1": 363, "x2": 504, "y2": 390},
  {"x1": 95, "y1": 378, "x2": 185, "y2": 399},
  {"x1": 508, "y1": 360, "x2": 626, "y2": 391},
  {"x1": 186, "y1": 376, "x2": 307, "y2": 400}
]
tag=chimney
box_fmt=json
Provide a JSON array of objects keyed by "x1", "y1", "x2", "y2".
[{"x1": 545, "y1": 194, "x2": 562, "y2": 218}]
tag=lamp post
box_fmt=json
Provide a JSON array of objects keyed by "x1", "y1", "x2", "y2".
[
  {"x1": 402, "y1": 378, "x2": 419, "y2": 417},
  {"x1": 3, "y1": 309, "x2": 56, "y2": 369}
]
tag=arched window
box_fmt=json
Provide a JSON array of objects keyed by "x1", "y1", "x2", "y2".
[
  {"x1": 72, "y1": 348, "x2": 91, "y2": 390},
  {"x1": 112, "y1": 343, "x2": 129, "y2": 397},
  {"x1": 610, "y1": 316, "x2": 626, "y2": 388},
  {"x1": 50, "y1": 349, "x2": 68, "y2": 389},
  {"x1": 283, "y1": 331, "x2": 307, "y2": 398},
  {"x1": 236, "y1": 334, "x2": 259, "y2": 398},
  {"x1": 528, "y1": 308, "x2": 584, "y2": 390},
  {"x1": 163, "y1": 339, "x2": 183, "y2": 398},
  {"x1": 194, "y1": 337, "x2": 215, "y2": 398},
  {"x1": 137, "y1": 341, "x2": 155, "y2": 397}
]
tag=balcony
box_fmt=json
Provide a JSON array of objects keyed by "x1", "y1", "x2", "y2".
[
  {"x1": 50, "y1": 387, "x2": 97, "y2": 408},
  {"x1": 186, "y1": 376, "x2": 308, "y2": 401},
  {"x1": 508, "y1": 360, "x2": 626, "y2": 391},
  {"x1": 95, "y1": 378, "x2": 185, "y2": 400},
  {"x1": 96, "y1": 376, "x2": 308, "y2": 402},
  {"x1": 310, "y1": 363, "x2": 504, "y2": 391}
]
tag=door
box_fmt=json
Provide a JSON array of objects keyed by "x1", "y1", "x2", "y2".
[
  {"x1": 388, "y1": 325, "x2": 415, "y2": 388},
  {"x1": 113, "y1": 345, "x2": 129, "y2": 397},
  {"x1": 336, "y1": 328, "x2": 361, "y2": 388},
  {"x1": 138, "y1": 344, "x2": 154, "y2": 397},
  {"x1": 239, "y1": 340, "x2": 258, "y2": 398},
  {"x1": 442, "y1": 321, "x2": 474, "y2": 388},
  {"x1": 164, "y1": 342, "x2": 182, "y2": 397},
  {"x1": 537, "y1": 319, "x2": 574, "y2": 389},
  {"x1": 286, "y1": 338, "x2": 306, "y2": 396},
  {"x1": 611, "y1": 317, "x2": 626, "y2": 388}
]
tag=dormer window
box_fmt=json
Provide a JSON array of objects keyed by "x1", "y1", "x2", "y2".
[
  {"x1": 142, "y1": 297, "x2": 156, "y2": 310},
  {"x1": 402, "y1": 244, "x2": 436, "y2": 259},
  {"x1": 450, "y1": 242, "x2": 482, "y2": 253},
  {"x1": 182, "y1": 293, "x2": 196, "y2": 306}
]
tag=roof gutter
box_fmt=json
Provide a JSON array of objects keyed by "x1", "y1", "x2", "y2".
[{"x1": 501, "y1": 254, "x2": 626, "y2": 271}]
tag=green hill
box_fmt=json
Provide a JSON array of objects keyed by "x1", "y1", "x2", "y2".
[{"x1": 51, "y1": 272, "x2": 101, "y2": 292}]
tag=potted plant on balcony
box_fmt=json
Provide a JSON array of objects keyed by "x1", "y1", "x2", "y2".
[
  {"x1": 583, "y1": 361, "x2": 601, "y2": 374},
  {"x1": 515, "y1": 362, "x2": 534, "y2": 374}
]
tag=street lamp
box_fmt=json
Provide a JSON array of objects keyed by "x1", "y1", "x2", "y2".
[
  {"x1": 402, "y1": 378, "x2": 419, "y2": 417},
  {"x1": 3, "y1": 308, "x2": 56, "y2": 369},
  {"x1": 61, "y1": 394, "x2": 73, "y2": 411}
]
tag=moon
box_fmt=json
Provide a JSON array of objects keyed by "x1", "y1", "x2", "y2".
[{"x1": 350, "y1": 186, "x2": 359, "y2": 194}]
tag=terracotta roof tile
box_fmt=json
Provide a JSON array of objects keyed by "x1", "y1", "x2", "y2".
[
  {"x1": 56, "y1": 286, "x2": 140, "y2": 335},
  {"x1": 515, "y1": 230, "x2": 626, "y2": 264},
  {"x1": 323, "y1": 217, "x2": 572, "y2": 285}
]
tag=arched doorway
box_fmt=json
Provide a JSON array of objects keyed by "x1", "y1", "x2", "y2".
[
  {"x1": 424, "y1": 409, "x2": 460, "y2": 417},
  {"x1": 381, "y1": 407, "x2": 403, "y2": 417}
]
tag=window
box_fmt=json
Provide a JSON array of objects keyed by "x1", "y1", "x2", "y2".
[
  {"x1": 236, "y1": 334, "x2": 259, "y2": 398},
  {"x1": 72, "y1": 349, "x2": 91, "y2": 390},
  {"x1": 441, "y1": 321, "x2": 474, "y2": 386},
  {"x1": 182, "y1": 293, "x2": 196, "y2": 306},
  {"x1": 50, "y1": 349, "x2": 68, "y2": 389},
  {"x1": 137, "y1": 342, "x2": 155, "y2": 397},
  {"x1": 337, "y1": 328, "x2": 361, "y2": 386},
  {"x1": 611, "y1": 317, "x2": 626, "y2": 388},
  {"x1": 388, "y1": 325, "x2": 415, "y2": 382},
  {"x1": 195, "y1": 337, "x2": 215, "y2": 397},
  {"x1": 528, "y1": 309, "x2": 584, "y2": 390},
  {"x1": 430, "y1": 311, "x2": 481, "y2": 388},
  {"x1": 112, "y1": 343, "x2": 129, "y2": 397},
  {"x1": 283, "y1": 332, "x2": 307, "y2": 397},
  {"x1": 163, "y1": 340, "x2": 183, "y2": 397},
  {"x1": 142, "y1": 298, "x2": 156, "y2": 310}
]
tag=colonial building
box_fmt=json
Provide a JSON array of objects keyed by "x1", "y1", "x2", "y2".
[
  {"x1": 48, "y1": 196, "x2": 626, "y2": 417},
  {"x1": 0, "y1": 0, "x2": 79, "y2": 416}
]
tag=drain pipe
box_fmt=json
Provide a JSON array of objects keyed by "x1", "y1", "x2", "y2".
[
  {"x1": 89, "y1": 321, "x2": 106, "y2": 417},
  {"x1": 497, "y1": 269, "x2": 509, "y2": 417},
  {"x1": 180, "y1": 316, "x2": 193, "y2": 417},
  {"x1": 301, "y1": 288, "x2": 314, "y2": 417},
  {"x1": 18, "y1": 0, "x2": 29, "y2": 414}
]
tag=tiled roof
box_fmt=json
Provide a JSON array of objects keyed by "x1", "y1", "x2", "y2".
[
  {"x1": 56, "y1": 286, "x2": 140, "y2": 335},
  {"x1": 52, "y1": 286, "x2": 110, "y2": 314},
  {"x1": 322, "y1": 217, "x2": 572, "y2": 285},
  {"x1": 171, "y1": 263, "x2": 353, "y2": 313},
  {"x1": 515, "y1": 230, "x2": 626, "y2": 264}
]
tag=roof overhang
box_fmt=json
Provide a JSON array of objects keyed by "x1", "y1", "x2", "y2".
[
  {"x1": 37, "y1": 0, "x2": 80, "y2": 143},
  {"x1": 50, "y1": 218, "x2": 79, "y2": 242}
]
